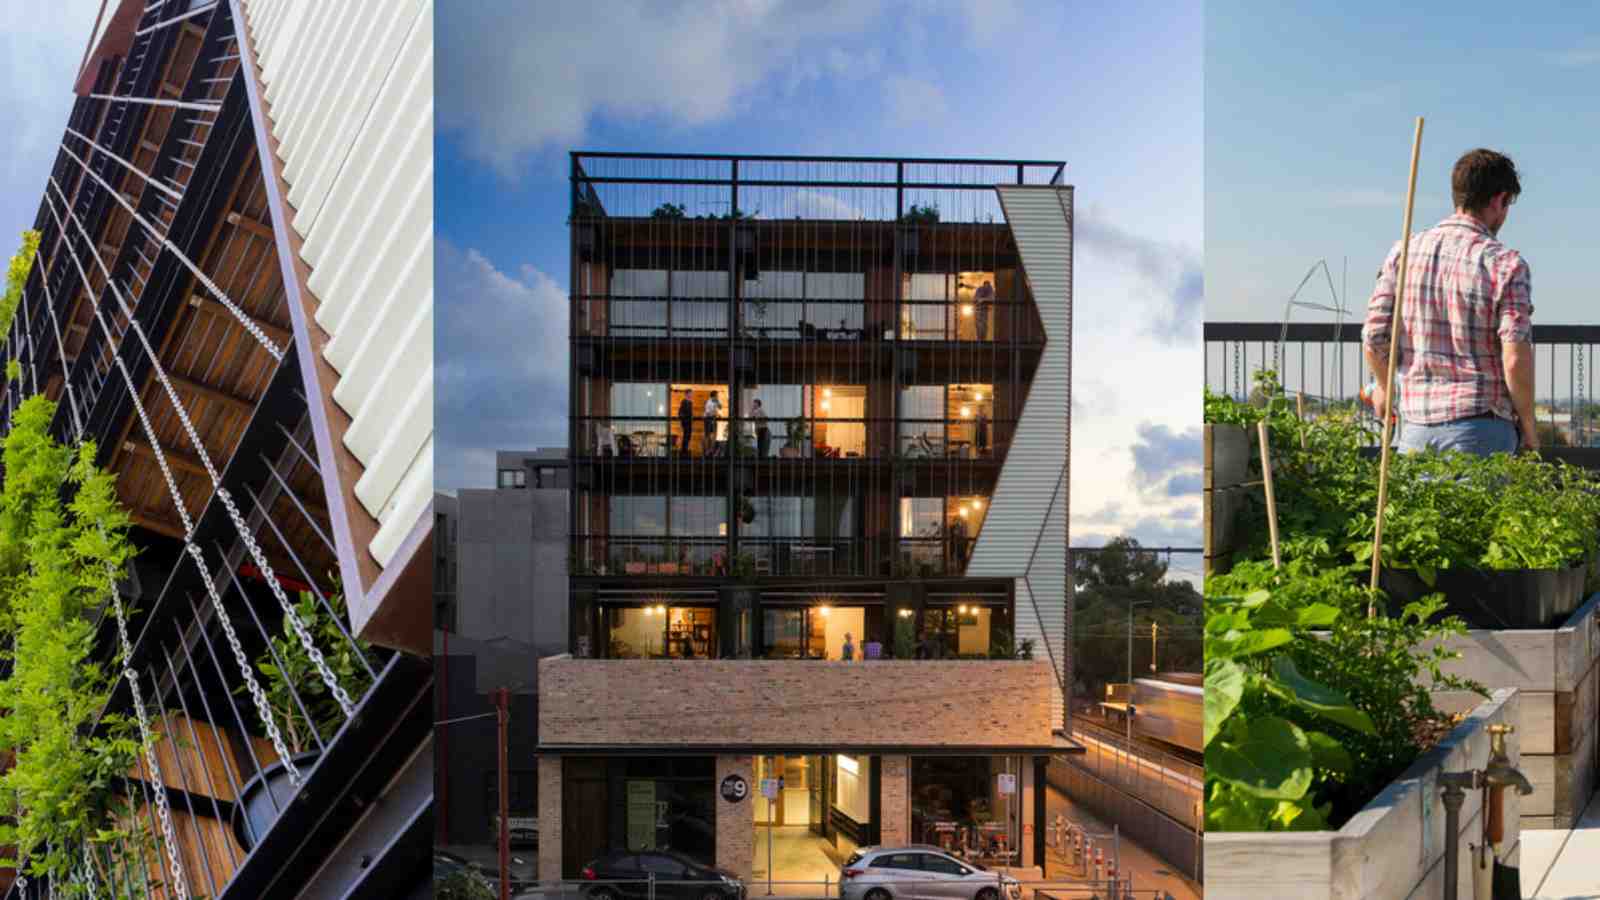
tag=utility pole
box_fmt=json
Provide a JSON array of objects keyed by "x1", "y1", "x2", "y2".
[
  {"x1": 497, "y1": 686, "x2": 511, "y2": 900},
  {"x1": 1150, "y1": 622, "x2": 1158, "y2": 673}
]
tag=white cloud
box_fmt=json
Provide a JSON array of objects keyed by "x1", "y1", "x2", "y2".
[
  {"x1": 436, "y1": 241, "x2": 570, "y2": 489},
  {"x1": 437, "y1": 0, "x2": 891, "y2": 176}
]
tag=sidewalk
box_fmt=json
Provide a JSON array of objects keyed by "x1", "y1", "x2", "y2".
[
  {"x1": 1042, "y1": 783, "x2": 1200, "y2": 900},
  {"x1": 1521, "y1": 790, "x2": 1600, "y2": 899}
]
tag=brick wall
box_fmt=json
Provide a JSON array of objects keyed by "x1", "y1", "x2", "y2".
[
  {"x1": 539, "y1": 657, "x2": 1055, "y2": 746},
  {"x1": 881, "y1": 755, "x2": 909, "y2": 844},
  {"x1": 538, "y1": 755, "x2": 563, "y2": 882},
  {"x1": 716, "y1": 755, "x2": 755, "y2": 879}
]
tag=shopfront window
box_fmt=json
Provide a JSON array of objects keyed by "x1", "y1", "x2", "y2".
[
  {"x1": 910, "y1": 756, "x2": 1021, "y2": 865},
  {"x1": 604, "y1": 604, "x2": 718, "y2": 659},
  {"x1": 922, "y1": 603, "x2": 1013, "y2": 658}
]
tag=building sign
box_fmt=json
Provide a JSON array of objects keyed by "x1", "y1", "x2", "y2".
[
  {"x1": 491, "y1": 814, "x2": 539, "y2": 845},
  {"x1": 626, "y1": 781, "x2": 657, "y2": 850},
  {"x1": 720, "y1": 773, "x2": 749, "y2": 803},
  {"x1": 760, "y1": 778, "x2": 780, "y2": 799},
  {"x1": 997, "y1": 773, "x2": 1017, "y2": 795}
]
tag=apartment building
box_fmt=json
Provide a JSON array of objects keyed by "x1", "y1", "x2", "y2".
[
  {"x1": 541, "y1": 153, "x2": 1076, "y2": 884},
  {"x1": 0, "y1": 1, "x2": 432, "y2": 896}
]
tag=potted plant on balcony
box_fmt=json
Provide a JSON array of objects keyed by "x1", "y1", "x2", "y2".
[
  {"x1": 785, "y1": 417, "x2": 811, "y2": 457},
  {"x1": 232, "y1": 589, "x2": 378, "y2": 850}
]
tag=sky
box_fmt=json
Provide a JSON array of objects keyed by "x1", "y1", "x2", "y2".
[
  {"x1": 436, "y1": 0, "x2": 1205, "y2": 557},
  {"x1": 0, "y1": 2, "x2": 101, "y2": 254},
  {"x1": 1207, "y1": 1, "x2": 1600, "y2": 324}
]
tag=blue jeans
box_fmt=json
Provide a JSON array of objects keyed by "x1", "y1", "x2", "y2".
[{"x1": 1398, "y1": 415, "x2": 1518, "y2": 457}]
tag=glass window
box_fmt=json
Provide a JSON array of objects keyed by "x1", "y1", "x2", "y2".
[
  {"x1": 900, "y1": 386, "x2": 945, "y2": 456},
  {"x1": 613, "y1": 269, "x2": 669, "y2": 297},
  {"x1": 671, "y1": 497, "x2": 726, "y2": 537},
  {"x1": 639, "y1": 854, "x2": 688, "y2": 876},
  {"x1": 610, "y1": 497, "x2": 667, "y2": 537},
  {"x1": 910, "y1": 757, "x2": 1020, "y2": 863},
  {"x1": 917, "y1": 854, "x2": 966, "y2": 875},
  {"x1": 762, "y1": 608, "x2": 813, "y2": 659},
  {"x1": 810, "y1": 385, "x2": 866, "y2": 457},
  {"x1": 498, "y1": 469, "x2": 519, "y2": 488},
  {"x1": 607, "y1": 607, "x2": 666, "y2": 658},
  {"x1": 870, "y1": 853, "x2": 921, "y2": 870},
  {"x1": 834, "y1": 755, "x2": 870, "y2": 822}
]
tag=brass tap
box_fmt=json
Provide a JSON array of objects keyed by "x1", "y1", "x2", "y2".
[{"x1": 1483, "y1": 724, "x2": 1533, "y2": 795}]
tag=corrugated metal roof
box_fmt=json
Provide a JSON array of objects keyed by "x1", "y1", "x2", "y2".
[
  {"x1": 242, "y1": 0, "x2": 433, "y2": 569},
  {"x1": 970, "y1": 185, "x2": 1073, "y2": 722}
]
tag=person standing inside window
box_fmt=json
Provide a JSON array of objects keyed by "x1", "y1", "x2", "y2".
[
  {"x1": 704, "y1": 391, "x2": 723, "y2": 457},
  {"x1": 751, "y1": 398, "x2": 770, "y2": 457},
  {"x1": 974, "y1": 278, "x2": 995, "y2": 341},
  {"x1": 677, "y1": 394, "x2": 693, "y2": 454},
  {"x1": 976, "y1": 407, "x2": 990, "y2": 455},
  {"x1": 842, "y1": 632, "x2": 856, "y2": 661}
]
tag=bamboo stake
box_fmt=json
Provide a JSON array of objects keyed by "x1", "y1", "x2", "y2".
[
  {"x1": 1368, "y1": 117, "x2": 1426, "y2": 615},
  {"x1": 1258, "y1": 421, "x2": 1281, "y2": 570},
  {"x1": 1296, "y1": 391, "x2": 1308, "y2": 450}
]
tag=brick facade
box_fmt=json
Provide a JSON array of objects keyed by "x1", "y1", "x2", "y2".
[
  {"x1": 538, "y1": 755, "x2": 563, "y2": 882},
  {"x1": 716, "y1": 755, "x2": 756, "y2": 880},
  {"x1": 880, "y1": 755, "x2": 909, "y2": 845},
  {"x1": 539, "y1": 658, "x2": 1055, "y2": 747}
]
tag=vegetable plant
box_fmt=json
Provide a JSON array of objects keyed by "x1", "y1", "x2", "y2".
[{"x1": 246, "y1": 589, "x2": 379, "y2": 758}]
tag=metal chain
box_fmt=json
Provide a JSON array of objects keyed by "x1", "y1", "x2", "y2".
[
  {"x1": 1579, "y1": 349, "x2": 1587, "y2": 447},
  {"x1": 44, "y1": 176, "x2": 352, "y2": 716},
  {"x1": 1232, "y1": 341, "x2": 1242, "y2": 399},
  {"x1": 53, "y1": 147, "x2": 284, "y2": 360},
  {"x1": 126, "y1": 670, "x2": 190, "y2": 900},
  {"x1": 77, "y1": 843, "x2": 99, "y2": 900},
  {"x1": 186, "y1": 542, "x2": 302, "y2": 787},
  {"x1": 41, "y1": 171, "x2": 303, "y2": 791}
]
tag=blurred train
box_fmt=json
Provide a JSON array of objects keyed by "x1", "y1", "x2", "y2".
[{"x1": 1130, "y1": 673, "x2": 1202, "y2": 753}]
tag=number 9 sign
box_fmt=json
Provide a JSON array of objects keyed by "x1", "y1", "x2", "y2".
[{"x1": 720, "y1": 774, "x2": 749, "y2": 803}]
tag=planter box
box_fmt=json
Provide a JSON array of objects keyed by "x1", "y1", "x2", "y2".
[
  {"x1": 1205, "y1": 688, "x2": 1522, "y2": 900},
  {"x1": 1430, "y1": 591, "x2": 1600, "y2": 829},
  {"x1": 1203, "y1": 423, "x2": 1252, "y2": 575}
]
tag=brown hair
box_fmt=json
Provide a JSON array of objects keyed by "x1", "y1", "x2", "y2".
[{"x1": 1452, "y1": 149, "x2": 1521, "y2": 213}]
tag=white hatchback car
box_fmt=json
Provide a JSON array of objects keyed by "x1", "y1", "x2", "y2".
[{"x1": 839, "y1": 846, "x2": 1021, "y2": 900}]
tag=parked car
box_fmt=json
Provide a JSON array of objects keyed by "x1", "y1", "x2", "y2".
[
  {"x1": 580, "y1": 849, "x2": 744, "y2": 900},
  {"x1": 840, "y1": 846, "x2": 1022, "y2": 900}
]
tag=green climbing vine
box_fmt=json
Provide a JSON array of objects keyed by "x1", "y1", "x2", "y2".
[
  {"x1": 0, "y1": 394, "x2": 145, "y2": 890},
  {"x1": 2, "y1": 231, "x2": 40, "y2": 349}
]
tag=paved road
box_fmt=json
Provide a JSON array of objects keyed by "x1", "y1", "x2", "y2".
[{"x1": 1043, "y1": 783, "x2": 1201, "y2": 900}]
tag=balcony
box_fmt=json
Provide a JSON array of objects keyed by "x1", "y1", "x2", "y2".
[{"x1": 537, "y1": 654, "x2": 1056, "y2": 750}]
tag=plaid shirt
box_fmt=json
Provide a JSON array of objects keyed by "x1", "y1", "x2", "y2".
[{"x1": 1362, "y1": 214, "x2": 1533, "y2": 425}]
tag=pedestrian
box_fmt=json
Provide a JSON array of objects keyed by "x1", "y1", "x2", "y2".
[
  {"x1": 976, "y1": 407, "x2": 989, "y2": 455},
  {"x1": 974, "y1": 278, "x2": 994, "y2": 341},
  {"x1": 1362, "y1": 149, "x2": 1535, "y2": 456},
  {"x1": 841, "y1": 632, "x2": 855, "y2": 661},
  {"x1": 677, "y1": 394, "x2": 693, "y2": 454},
  {"x1": 703, "y1": 391, "x2": 723, "y2": 457},
  {"x1": 751, "y1": 398, "x2": 770, "y2": 457}
]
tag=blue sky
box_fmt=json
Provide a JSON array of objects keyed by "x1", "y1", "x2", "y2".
[
  {"x1": 1207, "y1": 1, "x2": 1600, "y2": 324},
  {"x1": 0, "y1": 2, "x2": 101, "y2": 258},
  {"x1": 437, "y1": 0, "x2": 1205, "y2": 556}
]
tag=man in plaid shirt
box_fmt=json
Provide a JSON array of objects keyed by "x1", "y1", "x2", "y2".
[{"x1": 1362, "y1": 149, "x2": 1536, "y2": 456}]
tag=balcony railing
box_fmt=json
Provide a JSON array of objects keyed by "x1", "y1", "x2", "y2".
[
  {"x1": 571, "y1": 535, "x2": 989, "y2": 579},
  {"x1": 1206, "y1": 321, "x2": 1600, "y2": 451},
  {"x1": 572, "y1": 415, "x2": 1013, "y2": 461}
]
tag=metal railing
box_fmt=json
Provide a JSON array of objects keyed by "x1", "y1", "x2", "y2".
[
  {"x1": 571, "y1": 152, "x2": 1065, "y2": 224},
  {"x1": 1206, "y1": 321, "x2": 1600, "y2": 449},
  {"x1": 571, "y1": 415, "x2": 1013, "y2": 461},
  {"x1": 569, "y1": 535, "x2": 1000, "y2": 579}
]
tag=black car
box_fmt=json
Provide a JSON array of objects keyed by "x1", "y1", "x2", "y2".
[{"x1": 580, "y1": 850, "x2": 744, "y2": 900}]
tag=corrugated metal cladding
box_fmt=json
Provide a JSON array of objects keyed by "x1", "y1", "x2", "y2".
[
  {"x1": 241, "y1": 0, "x2": 434, "y2": 569},
  {"x1": 969, "y1": 185, "x2": 1072, "y2": 724}
]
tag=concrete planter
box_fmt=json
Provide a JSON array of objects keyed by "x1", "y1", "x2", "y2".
[
  {"x1": 1205, "y1": 688, "x2": 1522, "y2": 900},
  {"x1": 1430, "y1": 591, "x2": 1600, "y2": 829}
]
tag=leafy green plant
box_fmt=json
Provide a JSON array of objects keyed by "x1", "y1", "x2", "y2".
[
  {"x1": 435, "y1": 868, "x2": 495, "y2": 900},
  {"x1": 246, "y1": 590, "x2": 380, "y2": 757},
  {"x1": 650, "y1": 202, "x2": 687, "y2": 219},
  {"x1": 1, "y1": 231, "x2": 40, "y2": 345},
  {"x1": 0, "y1": 395, "x2": 144, "y2": 885},
  {"x1": 785, "y1": 417, "x2": 810, "y2": 448},
  {"x1": 899, "y1": 204, "x2": 940, "y2": 224},
  {"x1": 893, "y1": 613, "x2": 916, "y2": 659}
]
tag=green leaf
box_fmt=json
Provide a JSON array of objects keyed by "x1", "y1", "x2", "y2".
[
  {"x1": 1208, "y1": 715, "x2": 1314, "y2": 800},
  {"x1": 1203, "y1": 658, "x2": 1245, "y2": 748},
  {"x1": 1306, "y1": 730, "x2": 1353, "y2": 774},
  {"x1": 1270, "y1": 656, "x2": 1376, "y2": 735},
  {"x1": 1293, "y1": 603, "x2": 1341, "y2": 628}
]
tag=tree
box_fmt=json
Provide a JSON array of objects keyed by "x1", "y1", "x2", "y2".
[{"x1": 1071, "y1": 538, "x2": 1203, "y2": 703}]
